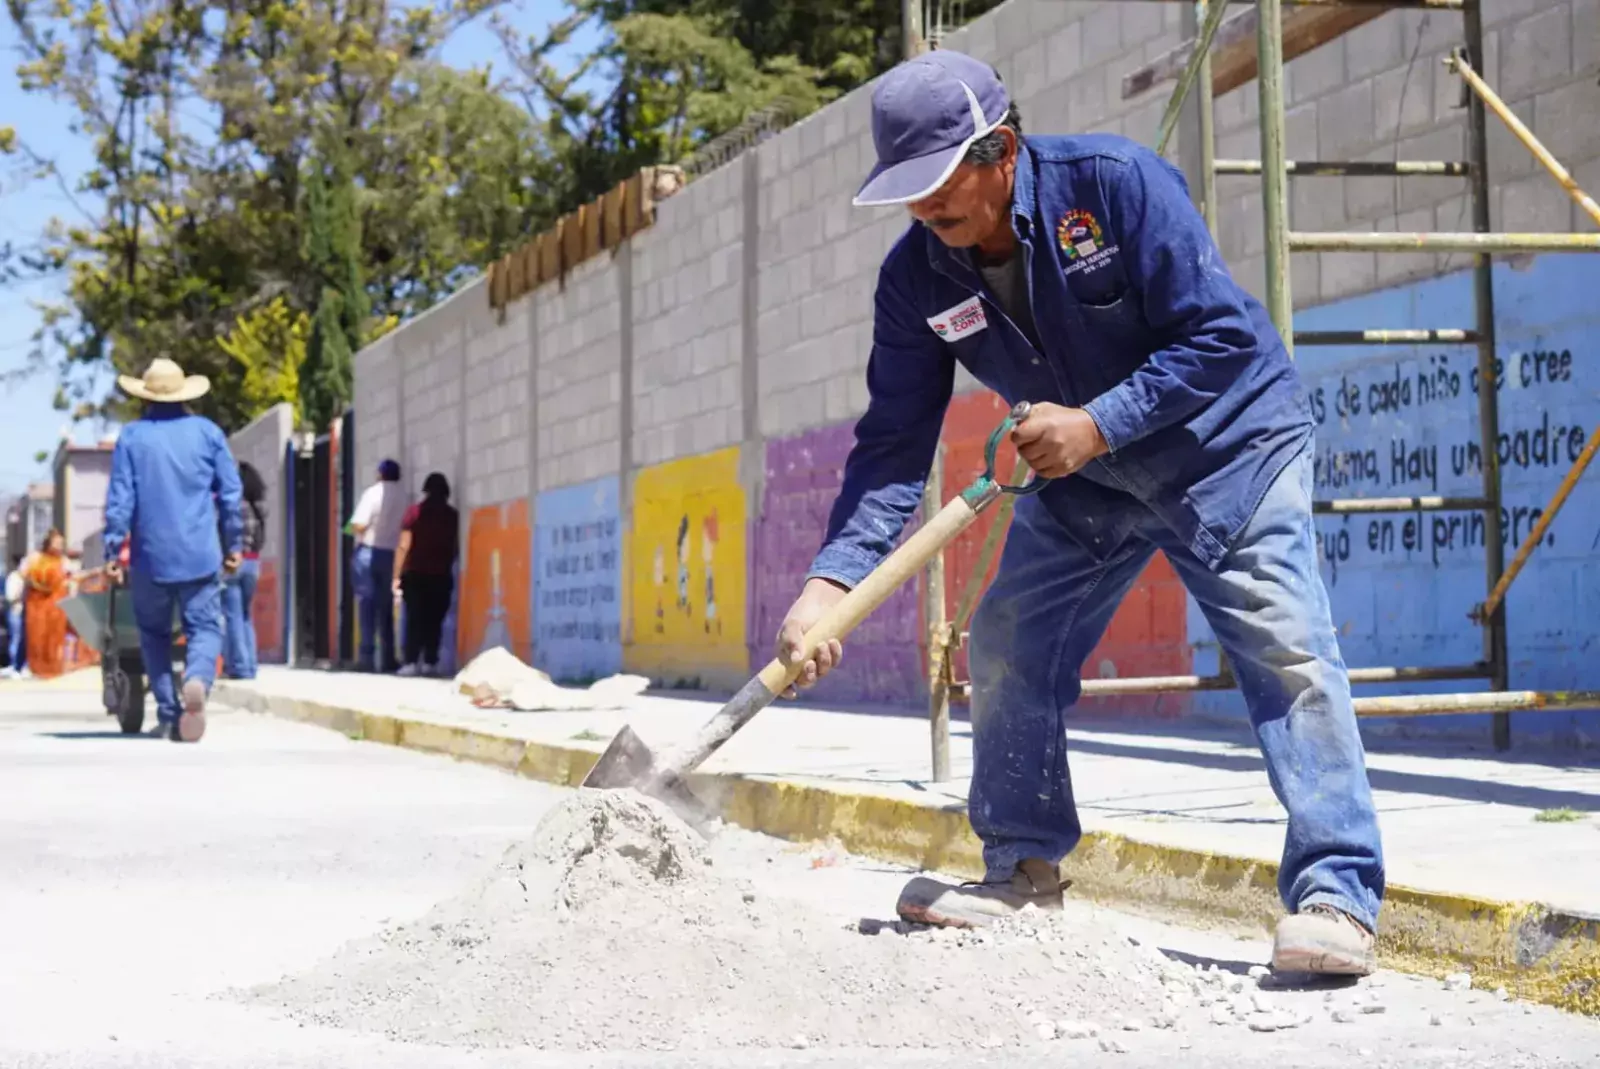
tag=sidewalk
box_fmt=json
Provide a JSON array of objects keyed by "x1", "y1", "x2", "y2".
[{"x1": 213, "y1": 666, "x2": 1600, "y2": 1014}]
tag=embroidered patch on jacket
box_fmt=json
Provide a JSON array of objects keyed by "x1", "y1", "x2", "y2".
[
  {"x1": 926, "y1": 296, "x2": 989, "y2": 341},
  {"x1": 1057, "y1": 208, "x2": 1120, "y2": 277}
]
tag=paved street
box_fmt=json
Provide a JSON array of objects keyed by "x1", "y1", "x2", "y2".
[{"x1": 2, "y1": 682, "x2": 1598, "y2": 1068}]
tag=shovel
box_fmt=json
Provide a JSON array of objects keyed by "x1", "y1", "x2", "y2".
[{"x1": 581, "y1": 401, "x2": 1047, "y2": 821}]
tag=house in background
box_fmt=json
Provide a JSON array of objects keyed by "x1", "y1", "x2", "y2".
[
  {"x1": 6, "y1": 483, "x2": 55, "y2": 564},
  {"x1": 52, "y1": 437, "x2": 116, "y2": 558}
]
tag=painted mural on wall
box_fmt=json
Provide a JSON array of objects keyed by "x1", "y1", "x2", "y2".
[
  {"x1": 1189, "y1": 255, "x2": 1600, "y2": 745},
  {"x1": 253, "y1": 560, "x2": 283, "y2": 662},
  {"x1": 934, "y1": 391, "x2": 1190, "y2": 717},
  {"x1": 751, "y1": 423, "x2": 924, "y2": 704},
  {"x1": 627, "y1": 446, "x2": 747, "y2": 686},
  {"x1": 458, "y1": 499, "x2": 532, "y2": 664},
  {"x1": 534, "y1": 476, "x2": 623, "y2": 681}
]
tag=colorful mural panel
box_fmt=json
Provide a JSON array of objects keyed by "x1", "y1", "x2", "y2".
[
  {"x1": 458, "y1": 499, "x2": 532, "y2": 665},
  {"x1": 750, "y1": 424, "x2": 923, "y2": 704},
  {"x1": 935, "y1": 392, "x2": 1189, "y2": 717},
  {"x1": 627, "y1": 447, "x2": 747, "y2": 687},
  {"x1": 1189, "y1": 255, "x2": 1600, "y2": 745},
  {"x1": 534, "y1": 477, "x2": 623, "y2": 681}
]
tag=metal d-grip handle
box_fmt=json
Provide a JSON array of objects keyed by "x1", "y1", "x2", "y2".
[{"x1": 984, "y1": 400, "x2": 1049, "y2": 497}]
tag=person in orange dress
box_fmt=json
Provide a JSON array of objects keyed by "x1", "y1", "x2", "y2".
[{"x1": 24, "y1": 529, "x2": 70, "y2": 679}]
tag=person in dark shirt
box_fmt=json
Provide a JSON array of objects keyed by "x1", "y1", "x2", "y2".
[
  {"x1": 221, "y1": 461, "x2": 268, "y2": 680},
  {"x1": 393, "y1": 472, "x2": 459, "y2": 677}
]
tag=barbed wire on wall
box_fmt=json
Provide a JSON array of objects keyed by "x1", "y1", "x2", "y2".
[{"x1": 679, "y1": 100, "x2": 799, "y2": 181}]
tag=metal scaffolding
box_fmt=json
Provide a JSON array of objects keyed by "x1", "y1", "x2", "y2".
[{"x1": 921, "y1": 0, "x2": 1600, "y2": 779}]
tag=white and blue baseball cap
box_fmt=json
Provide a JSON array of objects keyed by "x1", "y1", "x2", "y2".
[{"x1": 853, "y1": 50, "x2": 1011, "y2": 208}]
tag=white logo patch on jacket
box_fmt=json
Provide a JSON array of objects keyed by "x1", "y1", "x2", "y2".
[{"x1": 926, "y1": 296, "x2": 988, "y2": 341}]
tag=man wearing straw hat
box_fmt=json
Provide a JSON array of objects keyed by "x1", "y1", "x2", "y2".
[{"x1": 103, "y1": 357, "x2": 244, "y2": 743}]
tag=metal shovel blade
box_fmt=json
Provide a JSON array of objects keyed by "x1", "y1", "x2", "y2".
[{"x1": 580, "y1": 723, "x2": 709, "y2": 828}]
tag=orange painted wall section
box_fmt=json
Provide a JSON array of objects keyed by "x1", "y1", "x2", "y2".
[
  {"x1": 457, "y1": 499, "x2": 532, "y2": 665},
  {"x1": 253, "y1": 560, "x2": 282, "y2": 662},
  {"x1": 925, "y1": 392, "x2": 1190, "y2": 713}
]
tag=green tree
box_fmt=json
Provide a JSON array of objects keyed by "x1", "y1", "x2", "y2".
[
  {"x1": 300, "y1": 160, "x2": 367, "y2": 432},
  {"x1": 216, "y1": 295, "x2": 308, "y2": 423},
  {"x1": 3, "y1": 0, "x2": 554, "y2": 430}
]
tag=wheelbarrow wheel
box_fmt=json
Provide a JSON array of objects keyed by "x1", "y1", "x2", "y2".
[{"x1": 108, "y1": 652, "x2": 147, "y2": 735}]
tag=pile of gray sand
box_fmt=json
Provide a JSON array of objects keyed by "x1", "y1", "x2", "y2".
[{"x1": 246, "y1": 790, "x2": 1189, "y2": 1052}]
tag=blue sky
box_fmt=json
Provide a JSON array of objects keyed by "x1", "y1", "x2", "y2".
[{"x1": 0, "y1": 0, "x2": 600, "y2": 497}]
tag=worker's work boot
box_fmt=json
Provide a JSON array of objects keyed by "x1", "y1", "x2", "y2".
[
  {"x1": 895, "y1": 858, "x2": 1068, "y2": 928},
  {"x1": 177, "y1": 679, "x2": 207, "y2": 743},
  {"x1": 1271, "y1": 903, "x2": 1376, "y2": 976}
]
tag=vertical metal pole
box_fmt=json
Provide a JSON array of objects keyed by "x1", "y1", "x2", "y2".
[
  {"x1": 1255, "y1": 0, "x2": 1293, "y2": 356},
  {"x1": 924, "y1": 444, "x2": 950, "y2": 783},
  {"x1": 1462, "y1": 0, "x2": 1510, "y2": 750},
  {"x1": 902, "y1": 0, "x2": 925, "y2": 60},
  {"x1": 1198, "y1": 0, "x2": 1218, "y2": 238}
]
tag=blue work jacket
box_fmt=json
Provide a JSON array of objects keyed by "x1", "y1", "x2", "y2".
[
  {"x1": 807, "y1": 134, "x2": 1315, "y2": 589},
  {"x1": 103, "y1": 403, "x2": 244, "y2": 584}
]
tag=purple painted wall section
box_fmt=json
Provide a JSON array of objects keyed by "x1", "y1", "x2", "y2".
[{"x1": 750, "y1": 423, "x2": 924, "y2": 706}]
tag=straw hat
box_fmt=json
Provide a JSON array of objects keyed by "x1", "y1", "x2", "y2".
[{"x1": 117, "y1": 358, "x2": 211, "y2": 404}]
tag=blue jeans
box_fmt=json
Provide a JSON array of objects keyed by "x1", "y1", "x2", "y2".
[
  {"x1": 351, "y1": 546, "x2": 396, "y2": 671},
  {"x1": 967, "y1": 444, "x2": 1385, "y2": 931},
  {"x1": 222, "y1": 558, "x2": 260, "y2": 679},
  {"x1": 131, "y1": 569, "x2": 224, "y2": 725},
  {"x1": 8, "y1": 603, "x2": 23, "y2": 671}
]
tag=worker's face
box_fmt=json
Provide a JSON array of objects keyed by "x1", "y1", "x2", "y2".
[{"x1": 907, "y1": 128, "x2": 1017, "y2": 250}]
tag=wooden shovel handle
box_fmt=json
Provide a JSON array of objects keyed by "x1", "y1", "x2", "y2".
[{"x1": 755, "y1": 494, "x2": 986, "y2": 694}]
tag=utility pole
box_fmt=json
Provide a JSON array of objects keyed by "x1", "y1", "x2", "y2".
[{"x1": 901, "y1": 0, "x2": 924, "y2": 59}]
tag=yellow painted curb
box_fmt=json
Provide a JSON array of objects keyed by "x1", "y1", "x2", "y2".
[{"x1": 215, "y1": 682, "x2": 1600, "y2": 1017}]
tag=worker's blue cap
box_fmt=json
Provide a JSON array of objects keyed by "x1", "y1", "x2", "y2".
[
  {"x1": 378, "y1": 458, "x2": 401, "y2": 481},
  {"x1": 853, "y1": 50, "x2": 1010, "y2": 208}
]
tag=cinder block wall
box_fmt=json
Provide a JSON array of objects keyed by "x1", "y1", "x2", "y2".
[
  {"x1": 346, "y1": 0, "x2": 1600, "y2": 746},
  {"x1": 226, "y1": 403, "x2": 294, "y2": 662}
]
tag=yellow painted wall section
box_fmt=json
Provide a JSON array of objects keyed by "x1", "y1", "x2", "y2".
[{"x1": 625, "y1": 446, "x2": 747, "y2": 687}]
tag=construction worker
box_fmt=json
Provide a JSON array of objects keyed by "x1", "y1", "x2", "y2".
[
  {"x1": 103, "y1": 358, "x2": 243, "y2": 742},
  {"x1": 776, "y1": 51, "x2": 1384, "y2": 976}
]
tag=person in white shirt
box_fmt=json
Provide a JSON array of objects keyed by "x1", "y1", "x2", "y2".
[{"x1": 346, "y1": 458, "x2": 407, "y2": 672}]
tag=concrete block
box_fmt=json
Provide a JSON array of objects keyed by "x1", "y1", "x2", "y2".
[
  {"x1": 1376, "y1": 206, "x2": 1442, "y2": 287},
  {"x1": 1345, "y1": 160, "x2": 1398, "y2": 226},
  {"x1": 1012, "y1": 38, "x2": 1050, "y2": 103},
  {"x1": 1485, "y1": 95, "x2": 1539, "y2": 187},
  {"x1": 1291, "y1": 175, "x2": 1347, "y2": 232},
  {"x1": 1318, "y1": 77, "x2": 1377, "y2": 161},
  {"x1": 1066, "y1": 67, "x2": 1108, "y2": 130},
  {"x1": 1534, "y1": 78, "x2": 1600, "y2": 169},
  {"x1": 1214, "y1": 82, "x2": 1260, "y2": 134},
  {"x1": 1319, "y1": 250, "x2": 1378, "y2": 302},
  {"x1": 1288, "y1": 38, "x2": 1347, "y2": 105},
  {"x1": 1393, "y1": 123, "x2": 1470, "y2": 213},
  {"x1": 1497, "y1": 170, "x2": 1575, "y2": 233},
  {"x1": 1288, "y1": 251, "x2": 1321, "y2": 310},
  {"x1": 1081, "y1": 7, "x2": 1120, "y2": 61},
  {"x1": 994, "y1": 0, "x2": 1036, "y2": 57},
  {"x1": 1577, "y1": 0, "x2": 1599, "y2": 75},
  {"x1": 1484, "y1": 0, "x2": 1553, "y2": 31},
  {"x1": 1343, "y1": 13, "x2": 1406, "y2": 82},
  {"x1": 1286, "y1": 101, "x2": 1319, "y2": 163},
  {"x1": 1373, "y1": 62, "x2": 1436, "y2": 143},
  {"x1": 1030, "y1": 0, "x2": 1076, "y2": 39},
  {"x1": 1120, "y1": 0, "x2": 1165, "y2": 48},
  {"x1": 1042, "y1": 18, "x2": 1085, "y2": 87},
  {"x1": 1230, "y1": 253, "x2": 1267, "y2": 304},
  {"x1": 1495, "y1": 7, "x2": 1572, "y2": 103}
]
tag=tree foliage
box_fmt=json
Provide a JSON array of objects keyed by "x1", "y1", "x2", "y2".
[
  {"x1": 3, "y1": 0, "x2": 988, "y2": 432},
  {"x1": 216, "y1": 294, "x2": 307, "y2": 421}
]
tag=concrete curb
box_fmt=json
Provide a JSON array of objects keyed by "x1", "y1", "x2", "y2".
[{"x1": 214, "y1": 682, "x2": 1600, "y2": 1016}]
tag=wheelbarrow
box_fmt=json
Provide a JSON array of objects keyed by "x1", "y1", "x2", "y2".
[{"x1": 60, "y1": 577, "x2": 179, "y2": 735}]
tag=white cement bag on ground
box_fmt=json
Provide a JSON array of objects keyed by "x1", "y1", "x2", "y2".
[{"x1": 454, "y1": 647, "x2": 649, "y2": 711}]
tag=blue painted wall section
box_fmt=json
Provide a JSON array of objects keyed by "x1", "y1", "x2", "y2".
[
  {"x1": 1190, "y1": 255, "x2": 1600, "y2": 748},
  {"x1": 534, "y1": 476, "x2": 623, "y2": 681}
]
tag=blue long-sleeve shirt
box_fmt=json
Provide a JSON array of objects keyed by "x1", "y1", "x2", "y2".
[
  {"x1": 103, "y1": 403, "x2": 244, "y2": 584},
  {"x1": 808, "y1": 134, "x2": 1314, "y2": 587}
]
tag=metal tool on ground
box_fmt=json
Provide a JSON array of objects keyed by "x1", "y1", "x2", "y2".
[{"x1": 581, "y1": 401, "x2": 1046, "y2": 819}]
